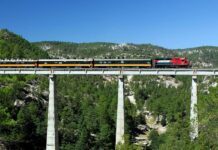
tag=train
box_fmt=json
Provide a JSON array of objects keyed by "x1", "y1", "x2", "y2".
[{"x1": 0, "y1": 57, "x2": 191, "y2": 68}]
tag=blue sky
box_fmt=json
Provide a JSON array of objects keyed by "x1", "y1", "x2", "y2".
[{"x1": 0, "y1": 0, "x2": 218, "y2": 49}]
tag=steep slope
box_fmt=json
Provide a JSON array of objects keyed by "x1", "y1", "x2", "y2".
[
  {"x1": 0, "y1": 29, "x2": 49, "y2": 149},
  {"x1": 0, "y1": 29, "x2": 49, "y2": 59},
  {"x1": 0, "y1": 30, "x2": 125, "y2": 150},
  {"x1": 1, "y1": 29, "x2": 218, "y2": 149},
  {"x1": 34, "y1": 41, "x2": 218, "y2": 149}
]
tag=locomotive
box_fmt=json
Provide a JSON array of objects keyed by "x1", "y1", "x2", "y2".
[{"x1": 0, "y1": 57, "x2": 191, "y2": 68}]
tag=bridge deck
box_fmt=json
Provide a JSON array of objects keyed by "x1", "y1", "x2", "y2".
[{"x1": 0, "y1": 68, "x2": 218, "y2": 75}]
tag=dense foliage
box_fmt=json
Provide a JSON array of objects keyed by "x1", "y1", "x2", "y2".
[
  {"x1": 0, "y1": 29, "x2": 48, "y2": 149},
  {"x1": 56, "y1": 75, "x2": 117, "y2": 149},
  {"x1": 0, "y1": 30, "x2": 138, "y2": 149},
  {"x1": 130, "y1": 76, "x2": 218, "y2": 149},
  {"x1": 0, "y1": 29, "x2": 49, "y2": 59},
  {"x1": 1, "y1": 29, "x2": 218, "y2": 149}
]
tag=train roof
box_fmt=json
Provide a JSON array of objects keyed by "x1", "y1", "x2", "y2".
[
  {"x1": 38, "y1": 59, "x2": 152, "y2": 61},
  {"x1": 94, "y1": 59, "x2": 152, "y2": 61},
  {"x1": 38, "y1": 59, "x2": 93, "y2": 61},
  {"x1": 154, "y1": 57, "x2": 187, "y2": 59},
  {"x1": 0, "y1": 59, "x2": 37, "y2": 62}
]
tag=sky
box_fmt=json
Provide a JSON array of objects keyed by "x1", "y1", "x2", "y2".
[{"x1": 0, "y1": 0, "x2": 218, "y2": 49}]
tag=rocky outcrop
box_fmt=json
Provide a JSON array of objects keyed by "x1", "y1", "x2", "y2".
[
  {"x1": 14, "y1": 100, "x2": 24, "y2": 107},
  {"x1": 157, "y1": 76, "x2": 182, "y2": 88},
  {"x1": 0, "y1": 141, "x2": 6, "y2": 150},
  {"x1": 13, "y1": 79, "x2": 48, "y2": 107},
  {"x1": 201, "y1": 76, "x2": 218, "y2": 94},
  {"x1": 0, "y1": 83, "x2": 6, "y2": 88},
  {"x1": 133, "y1": 105, "x2": 167, "y2": 147},
  {"x1": 126, "y1": 75, "x2": 169, "y2": 147}
]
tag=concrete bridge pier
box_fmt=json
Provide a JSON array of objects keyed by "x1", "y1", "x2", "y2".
[
  {"x1": 46, "y1": 74, "x2": 59, "y2": 150},
  {"x1": 190, "y1": 75, "x2": 198, "y2": 141},
  {"x1": 116, "y1": 75, "x2": 125, "y2": 145}
]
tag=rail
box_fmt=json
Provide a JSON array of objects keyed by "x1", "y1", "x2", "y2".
[{"x1": 0, "y1": 68, "x2": 218, "y2": 75}]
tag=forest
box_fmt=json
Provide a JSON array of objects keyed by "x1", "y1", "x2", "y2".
[{"x1": 1, "y1": 29, "x2": 218, "y2": 149}]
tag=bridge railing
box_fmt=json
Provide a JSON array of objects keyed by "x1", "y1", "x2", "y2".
[{"x1": 0, "y1": 68, "x2": 218, "y2": 75}]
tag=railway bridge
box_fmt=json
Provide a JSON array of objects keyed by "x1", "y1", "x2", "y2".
[{"x1": 1, "y1": 68, "x2": 218, "y2": 150}]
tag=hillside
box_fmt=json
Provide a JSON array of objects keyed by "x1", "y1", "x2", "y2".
[
  {"x1": 0, "y1": 29, "x2": 49, "y2": 59},
  {"x1": 33, "y1": 41, "x2": 175, "y2": 59},
  {"x1": 34, "y1": 41, "x2": 218, "y2": 67},
  {"x1": 33, "y1": 41, "x2": 218, "y2": 149},
  {"x1": 1, "y1": 30, "x2": 218, "y2": 150},
  {"x1": 0, "y1": 30, "x2": 136, "y2": 150},
  {"x1": 127, "y1": 75, "x2": 218, "y2": 150},
  {"x1": 0, "y1": 29, "x2": 49, "y2": 149}
]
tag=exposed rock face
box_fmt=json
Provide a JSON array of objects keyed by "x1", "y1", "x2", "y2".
[
  {"x1": 127, "y1": 75, "x2": 137, "y2": 105},
  {"x1": 134, "y1": 107, "x2": 167, "y2": 147},
  {"x1": 126, "y1": 75, "x2": 169, "y2": 147},
  {"x1": 0, "y1": 142, "x2": 6, "y2": 150},
  {"x1": 211, "y1": 82, "x2": 217, "y2": 87},
  {"x1": 128, "y1": 95, "x2": 136, "y2": 105},
  {"x1": 22, "y1": 82, "x2": 39, "y2": 102},
  {"x1": 201, "y1": 76, "x2": 218, "y2": 94},
  {"x1": 14, "y1": 100, "x2": 24, "y2": 107},
  {"x1": 157, "y1": 125, "x2": 167, "y2": 134},
  {"x1": 13, "y1": 79, "x2": 48, "y2": 107},
  {"x1": 42, "y1": 90, "x2": 49, "y2": 98},
  {"x1": 102, "y1": 75, "x2": 115, "y2": 82},
  {"x1": 135, "y1": 134, "x2": 150, "y2": 146},
  {"x1": 198, "y1": 62, "x2": 213, "y2": 68},
  {"x1": 110, "y1": 43, "x2": 137, "y2": 51},
  {"x1": 41, "y1": 45, "x2": 52, "y2": 51},
  {"x1": 137, "y1": 124, "x2": 148, "y2": 131},
  {"x1": 0, "y1": 83, "x2": 6, "y2": 88},
  {"x1": 157, "y1": 76, "x2": 182, "y2": 88}
]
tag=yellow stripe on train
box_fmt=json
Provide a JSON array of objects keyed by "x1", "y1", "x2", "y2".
[{"x1": 94, "y1": 64, "x2": 151, "y2": 67}]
